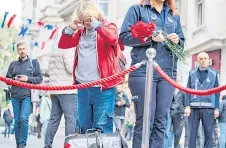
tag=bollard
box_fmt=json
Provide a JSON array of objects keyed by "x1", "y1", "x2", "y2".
[{"x1": 141, "y1": 48, "x2": 156, "y2": 148}]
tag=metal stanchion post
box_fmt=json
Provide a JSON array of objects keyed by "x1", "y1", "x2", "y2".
[{"x1": 141, "y1": 48, "x2": 156, "y2": 148}]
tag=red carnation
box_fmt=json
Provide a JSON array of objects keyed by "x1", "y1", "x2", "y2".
[
  {"x1": 131, "y1": 21, "x2": 155, "y2": 43},
  {"x1": 64, "y1": 143, "x2": 71, "y2": 148}
]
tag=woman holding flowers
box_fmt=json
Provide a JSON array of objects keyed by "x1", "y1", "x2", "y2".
[{"x1": 119, "y1": 0, "x2": 185, "y2": 147}]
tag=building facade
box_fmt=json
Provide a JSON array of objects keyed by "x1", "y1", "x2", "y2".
[{"x1": 177, "y1": 0, "x2": 226, "y2": 95}]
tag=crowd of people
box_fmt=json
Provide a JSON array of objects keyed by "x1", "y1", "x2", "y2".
[{"x1": 1, "y1": 0, "x2": 226, "y2": 148}]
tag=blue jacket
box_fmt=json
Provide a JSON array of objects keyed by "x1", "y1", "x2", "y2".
[
  {"x1": 119, "y1": 1, "x2": 185, "y2": 77},
  {"x1": 185, "y1": 67, "x2": 220, "y2": 109}
]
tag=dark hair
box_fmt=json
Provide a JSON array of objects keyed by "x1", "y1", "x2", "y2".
[{"x1": 222, "y1": 95, "x2": 226, "y2": 100}]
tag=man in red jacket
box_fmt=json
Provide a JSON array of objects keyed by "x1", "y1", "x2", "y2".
[{"x1": 58, "y1": 1, "x2": 123, "y2": 134}]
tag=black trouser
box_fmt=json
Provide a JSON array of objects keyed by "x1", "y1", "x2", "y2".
[
  {"x1": 37, "y1": 121, "x2": 42, "y2": 138},
  {"x1": 196, "y1": 120, "x2": 220, "y2": 148},
  {"x1": 4, "y1": 122, "x2": 11, "y2": 137},
  {"x1": 171, "y1": 113, "x2": 184, "y2": 148},
  {"x1": 184, "y1": 116, "x2": 189, "y2": 148},
  {"x1": 189, "y1": 108, "x2": 215, "y2": 148},
  {"x1": 129, "y1": 76, "x2": 175, "y2": 148}
]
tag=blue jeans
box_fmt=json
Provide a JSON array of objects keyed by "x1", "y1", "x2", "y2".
[
  {"x1": 114, "y1": 116, "x2": 125, "y2": 132},
  {"x1": 11, "y1": 97, "x2": 31, "y2": 146},
  {"x1": 77, "y1": 87, "x2": 116, "y2": 133},
  {"x1": 4, "y1": 122, "x2": 11, "y2": 137},
  {"x1": 220, "y1": 122, "x2": 226, "y2": 148},
  {"x1": 125, "y1": 124, "x2": 134, "y2": 141}
]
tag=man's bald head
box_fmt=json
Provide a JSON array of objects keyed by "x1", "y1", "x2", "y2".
[
  {"x1": 197, "y1": 52, "x2": 209, "y2": 59},
  {"x1": 197, "y1": 52, "x2": 210, "y2": 70}
]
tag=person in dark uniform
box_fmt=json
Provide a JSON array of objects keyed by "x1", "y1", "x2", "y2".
[
  {"x1": 164, "y1": 87, "x2": 186, "y2": 148},
  {"x1": 184, "y1": 52, "x2": 220, "y2": 148},
  {"x1": 119, "y1": 0, "x2": 185, "y2": 147}
]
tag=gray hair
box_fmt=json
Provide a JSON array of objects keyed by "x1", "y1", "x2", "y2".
[{"x1": 16, "y1": 40, "x2": 28, "y2": 49}]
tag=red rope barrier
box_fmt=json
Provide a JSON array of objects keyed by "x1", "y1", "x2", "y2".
[
  {"x1": 2, "y1": 60, "x2": 225, "y2": 95},
  {"x1": 0, "y1": 65, "x2": 138, "y2": 91},
  {"x1": 155, "y1": 64, "x2": 226, "y2": 96}
]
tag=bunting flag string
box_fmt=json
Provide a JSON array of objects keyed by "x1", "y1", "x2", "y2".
[{"x1": 0, "y1": 10, "x2": 59, "y2": 51}]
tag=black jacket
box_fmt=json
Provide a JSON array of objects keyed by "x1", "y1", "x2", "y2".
[
  {"x1": 170, "y1": 91, "x2": 186, "y2": 115},
  {"x1": 6, "y1": 57, "x2": 43, "y2": 99},
  {"x1": 3, "y1": 109, "x2": 13, "y2": 124}
]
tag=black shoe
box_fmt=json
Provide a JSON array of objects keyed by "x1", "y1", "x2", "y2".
[{"x1": 19, "y1": 145, "x2": 26, "y2": 148}]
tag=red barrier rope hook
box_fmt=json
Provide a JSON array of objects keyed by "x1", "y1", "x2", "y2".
[
  {"x1": 154, "y1": 63, "x2": 226, "y2": 96},
  {"x1": 0, "y1": 62, "x2": 143, "y2": 91}
]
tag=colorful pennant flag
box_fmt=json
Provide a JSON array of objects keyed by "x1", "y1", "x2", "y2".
[
  {"x1": 12, "y1": 42, "x2": 16, "y2": 51},
  {"x1": 7, "y1": 14, "x2": 17, "y2": 28},
  {"x1": 1, "y1": 11, "x2": 9, "y2": 28},
  {"x1": 34, "y1": 42, "x2": 39, "y2": 47},
  {"x1": 37, "y1": 21, "x2": 44, "y2": 27},
  {"x1": 45, "y1": 24, "x2": 53, "y2": 30},
  {"x1": 18, "y1": 18, "x2": 32, "y2": 37},
  {"x1": 49, "y1": 26, "x2": 58, "y2": 40},
  {"x1": 41, "y1": 42, "x2": 46, "y2": 50}
]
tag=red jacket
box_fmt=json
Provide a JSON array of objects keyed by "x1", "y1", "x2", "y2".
[{"x1": 58, "y1": 22, "x2": 123, "y2": 89}]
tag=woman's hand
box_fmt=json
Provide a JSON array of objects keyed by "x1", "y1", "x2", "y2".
[
  {"x1": 167, "y1": 33, "x2": 179, "y2": 44},
  {"x1": 152, "y1": 32, "x2": 165, "y2": 42},
  {"x1": 90, "y1": 17, "x2": 102, "y2": 29},
  {"x1": 69, "y1": 20, "x2": 83, "y2": 30}
]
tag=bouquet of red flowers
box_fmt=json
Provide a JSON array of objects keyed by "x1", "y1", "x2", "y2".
[
  {"x1": 131, "y1": 21, "x2": 189, "y2": 64},
  {"x1": 131, "y1": 21, "x2": 155, "y2": 43}
]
